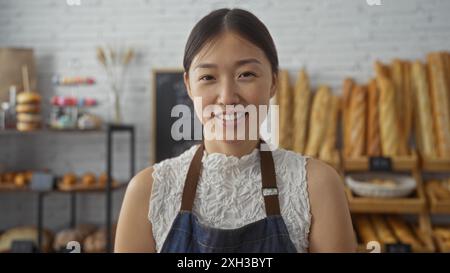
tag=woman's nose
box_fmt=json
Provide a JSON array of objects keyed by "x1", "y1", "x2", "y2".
[{"x1": 217, "y1": 77, "x2": 239, "y2": 105}]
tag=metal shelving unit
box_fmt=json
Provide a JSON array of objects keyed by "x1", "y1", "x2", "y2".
[{"x1": 0, "y1": 123, "x2": 135, "y2": 253}]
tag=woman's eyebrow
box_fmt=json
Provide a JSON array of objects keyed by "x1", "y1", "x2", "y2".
[{"x1": 194, "y1": 58, "x2": 262, "y2": 70}]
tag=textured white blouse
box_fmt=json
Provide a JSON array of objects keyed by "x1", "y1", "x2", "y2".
[{"x1": 148, "y1": 144, "x2": 312, "y2": 253}]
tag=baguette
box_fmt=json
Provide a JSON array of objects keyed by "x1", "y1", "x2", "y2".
[
  {"x1": 305, "y1": 85, "x2": 331, "y2": 157},
  {"x1": 348, "y1": 85, "x2": 367, "y2": 157},
  {"x1": 427, "y1": 52, "x2": 450, "y2": 158},
  {"x1": 342, "y1": 78, "x2": 355, "y2": 157},
  {"x1": 277, "y1": 70, "x2": 293, "y2": 150},
  {"x1": 370, "y1": 215, "x2": 397, "y2": 245},
  {"x1": 354, "y1": 215, "x2": 378, "y2": 245},
  {"x1": 319, "y1": 95, "x2": 339, "y2": 163},
  {"x1": 377, "y1": 76, "x2": 400, "y2": 157},
  {"x1": 411, "y1": 61, "x2": 436, "y2": 158},
  {"x1": 367, "y1": 79, "x2": 382, "y2": 156},
  {"x1": 292, "y1": 69, "x2": 311, "y2": 154}
]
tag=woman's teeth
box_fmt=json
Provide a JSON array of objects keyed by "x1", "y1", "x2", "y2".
[{"x1": 214, "y1": 112, "x2": 246, "y2": 125}]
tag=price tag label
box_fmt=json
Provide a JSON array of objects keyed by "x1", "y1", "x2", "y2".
[
  {"x1": 385, "y1": 243, "x2": 412, "y2": 253},
  {"x1": 369, "y1": 157, "x2": 392, "y2": 172}
]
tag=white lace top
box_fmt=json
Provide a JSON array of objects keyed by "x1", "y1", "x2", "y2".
[{"x1": 148, "y1": 144, "x2": 312, "y2": 253}]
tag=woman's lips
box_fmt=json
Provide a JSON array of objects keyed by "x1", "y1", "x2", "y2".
[{"x1": 213, "y1": 111, "x2": 247, "y2": 128}]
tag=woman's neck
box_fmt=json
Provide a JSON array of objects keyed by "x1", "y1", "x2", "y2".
[{"x1": 204, "y1": 139, "x2": 260, "y2": 158}]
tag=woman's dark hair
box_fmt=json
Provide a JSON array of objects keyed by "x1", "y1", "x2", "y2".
[{"x1": 183, "y1": 8, "x2": 278, "y2": 75}]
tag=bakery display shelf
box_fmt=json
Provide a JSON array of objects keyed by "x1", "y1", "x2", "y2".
[
  {"x1": 0, "y1": 127, "x2": 105, "y2": 135},
  {"x1": 0, "y1": 182, "x2": 127, "y2": 193},
  {"x1": 425, "y1": 184, "x2": 450, "y2": 214},
  {"x1": 353, "y1": 213, "x2": 435, "y2": 253},
  {"x1": 420, "y1": 156, "x2": 450, "y2": 172},
  {"x1": 345, "y1": 169, "x2": 426, "y2": 214},
  {"x1": 342, "y1": 150, "x2": 418, "y2": 172},
  {"x1": 0, "y1": 124, "x2": 135, "y2": 253}
]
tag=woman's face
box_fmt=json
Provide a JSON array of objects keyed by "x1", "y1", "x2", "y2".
[{"x1": 184, "y1": 31, "x2": 277, "y2": 142}]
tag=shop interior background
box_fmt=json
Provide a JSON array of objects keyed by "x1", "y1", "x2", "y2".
[{"x1": 1, "y1": 0, "x2": 449, "y2": 231}]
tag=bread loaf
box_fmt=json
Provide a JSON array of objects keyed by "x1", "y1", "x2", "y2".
[
  {"x1": 354, "y1": 215, "x2": 378, "y2": 245},
  {"x1": 371, "y1": 215, "x2": 396, "y2": 245},
  {"x1": 411, "y1": 61, "x2": 436, "y2": 158},
  {"x1": 390, "y1": 59, "x2": 412, "y2": 155},
  {"x1": 342, "y1": 78, "x2": 355, "y2": 157},
  {"x1": 367, "y1": 79, "x2": 381, "y2": 156},
  {"x1": 348, "y1": 85, "x2": 367, "y2": 157},
  {"x1": 319, "y1": 95, "x2": 339, "y2": 163},
  {"x1": 277, "y1": 70, "x2": 293, "y2": 150},
  {"x1": 427, "y1": 52, "x2": 450, "y2": 158},
  {"x1": 387, "y1": 216, "x2": 423, "y2": 251},
  {"x1": 377, "y1": 76, "x2": 400, "y2": 157},
  {"x1": 305, "y1": 85, "x2": 331, "y2": 157},
  {"x1": 292, "y1": 69, "x2": 311, "y2": 154}
]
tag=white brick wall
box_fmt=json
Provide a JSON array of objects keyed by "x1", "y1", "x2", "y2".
[{"x1": 0, "y1": 0, "x2": 449, "y2": 231}]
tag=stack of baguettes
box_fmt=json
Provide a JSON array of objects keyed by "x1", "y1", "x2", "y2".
[
  {"x1": 276, "y1": 69, "x2": 340, "y2": 166},
  {"x1": 342, "y1": 59, "x2": 415, "y2": 158}
]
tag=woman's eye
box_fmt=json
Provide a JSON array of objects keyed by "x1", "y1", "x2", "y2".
[
  {"x1": 199, "y1": 75, "x2": 215, "y2": 81},
  {"x1": 239, "y1": 72, "x2": 256, "y2": 79}
]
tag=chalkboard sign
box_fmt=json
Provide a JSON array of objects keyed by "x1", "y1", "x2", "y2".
[{"x1": 152, "y1": 69, "x2": 201, "y2": 163}]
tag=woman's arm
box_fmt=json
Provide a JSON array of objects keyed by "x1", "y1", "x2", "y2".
[
  {"x1": 115, "y1": 167, "x2": 157, "y2": 252},
  {"x1": 306, "y1": 158, "x2": 357, "y2": 252}
]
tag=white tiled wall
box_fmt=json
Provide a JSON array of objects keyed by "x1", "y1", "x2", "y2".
[{"x1": 0, "y1": 0, "x2": 449, "y2": 230}]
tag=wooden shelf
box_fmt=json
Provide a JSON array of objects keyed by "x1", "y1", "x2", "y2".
[
  {"x1": 345, "y1": 169, "x2": 426, "y2": 214},
  {"x1": 425, "y1": 184, "x2": 450, "y2": 214},
  {"x1": 421, "y1": 156, "x2": 450, "y2": 172},
  {"x1": 343, "y1": 151, "x2": 418, "y2": 172},
  {"x1": 0, "y1": 182, "x2": 127, "y2": 193},
  {"x1": 353, "y1": 213, "x2": 434, "y2": 253}
]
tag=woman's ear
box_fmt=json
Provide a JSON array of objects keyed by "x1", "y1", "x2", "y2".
[
  {"x1": 270, "y1": 72, "x2": 278, "y2": 99},
  {"x1": 183, "y1": 71, "x2": 193, "y2": 100}
]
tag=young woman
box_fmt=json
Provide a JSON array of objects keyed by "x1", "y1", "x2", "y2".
[{"x1": 115, "y1": 8, "x2": 356, "y2": 253}]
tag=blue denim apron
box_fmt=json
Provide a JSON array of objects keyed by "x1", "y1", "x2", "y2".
[{"x1": 160, "y1": 140, "x2": 297, "y2": 253}]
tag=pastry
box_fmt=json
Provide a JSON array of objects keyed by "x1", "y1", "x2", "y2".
[
  {"x1": 427, "y1": 52, "x2": 450, "y2": 158},
  {"x1": 411, "y1": 61, "x2": 437, "y2": 158},
  {"x1": 366, "y1": 78, "x2": 381, "y2": 156},
  {"x1": 305, "y1": 85, "x2": 331, "y2": 157},
  {"x1": 16, "y1": 122, "x2": 40, "y2": 132},
  {"x1": 377, "y1": 76, "x2": 400, "y2": 157},
  {"x1": 16, "y1": 92, "x2": 41, "y2": 104},
  {"x1": 53, "y1": 224, "x2": 96, "y2": 252},
  {"x1": 428, "y1": 180, "x2": 450, "y2": 200},
  {"x1": 83, "y1": 225, "x2": 116, "y2": 253},
  {"x1": 16, "y1": 104, "x2": 40, "y2": 114},
  {"x1": 292, "y1": 69, "x2": 311, "y2": 154},
  {"x1": 348, "y1": 85, "x2": 367, "y2": 157},
  {"x1": 81, "y1": 172, "x2": 96, "y2": 186},
  {"x1": 17, "y1": 113, "x2": 42, "y2": 123},
  {"x1": 0, "y1": 226, "x2": 53, "y2": 253},
  {"x1": 14, "y1": 173, "x2": 27, "y2": 187},
  {"x1": 62, "y1": 173, "x2": 77, "y2": 186}
]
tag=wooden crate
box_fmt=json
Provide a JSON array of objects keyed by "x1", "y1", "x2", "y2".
[
  {"x1": 353, "y1": 213, "x2": 435, "y2": 253},
  {"x1": 343, "y1": 150, "x2": 418, "y2": 172},
  {"x1": 425, "y1": 183, "x2": 450, "y2": 214},
  {"x1": 345, "y1": 169, "x2": 426, "y2": 214},
  {"x1": 421, "y1": 156, "x2": 450, "y2": 172}
]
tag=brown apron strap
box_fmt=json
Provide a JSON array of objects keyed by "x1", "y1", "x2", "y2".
[
  {"x1": 259, "y1": 140, "x2": 281, "y2": 216},
  {"x1": 180, "y1": 140, "x2": 281, "y2": 216},
  {"x1": 180, "y1": 142, "x2": 205, "y2": 211}
]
